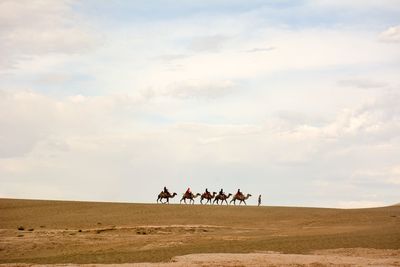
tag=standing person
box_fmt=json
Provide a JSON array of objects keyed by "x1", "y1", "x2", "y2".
[{"x1": 258, "y1": 194, "x2": 262, "y2": 206}]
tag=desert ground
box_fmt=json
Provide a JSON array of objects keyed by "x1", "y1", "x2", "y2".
[{"x1": 0, "y1": 198, "x2": 399, "y2": 266}]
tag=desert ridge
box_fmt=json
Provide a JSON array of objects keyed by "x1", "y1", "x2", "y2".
[{"x1": 0, "y1": 198, "x2": 399, "y2": 265}]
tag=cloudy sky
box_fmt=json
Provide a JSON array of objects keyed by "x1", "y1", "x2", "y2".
[{"x1": 1, "y1": 0, "x2": 399, "y2": 208}]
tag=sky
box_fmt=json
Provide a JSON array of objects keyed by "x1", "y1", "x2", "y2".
[{"x1": 1, "y1": 0, "x2": 400, "y2": 208}]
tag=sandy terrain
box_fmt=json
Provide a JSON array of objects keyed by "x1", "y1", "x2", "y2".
[
  {"x1": 3, "y1": 249, "x2": 400, "y2": 266},
  {"x1": 1, "y1": 198, "x2": 399, "y2": 266}
]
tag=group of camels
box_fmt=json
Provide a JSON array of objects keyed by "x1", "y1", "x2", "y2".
[{"x1": 157, "y1": 190, "x2": 252, "y2": 205}]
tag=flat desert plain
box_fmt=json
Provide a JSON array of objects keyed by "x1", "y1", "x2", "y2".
[{"x1": 0, "y1": 198, "x2": 399, "y2": 266}]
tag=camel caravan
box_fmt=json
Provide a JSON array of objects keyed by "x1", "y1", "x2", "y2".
[{"x1": 157, "y1": 187, "x2": 256, "y2": 205}]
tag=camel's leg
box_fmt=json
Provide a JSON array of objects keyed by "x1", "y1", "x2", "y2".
[{"x1": 243, "y1": 200, "x2": 247, "y2": 205}]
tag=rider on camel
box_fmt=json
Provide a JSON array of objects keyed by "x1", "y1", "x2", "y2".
[
  {"x1": 237, "y1": 189, "x2": 243, "y2": 197},
  {"x1": 163, "y1": 186, "x2": 170, "y2": 196},
  {"x1": 219, "y1": 188, "x2": 224, "y2": 196},
  {"x1": 205, "y1": 188, "x2": 210, "y2": 197},
  {"x1": 185, "y1": 187, "x2": 192, "y2": 196}
]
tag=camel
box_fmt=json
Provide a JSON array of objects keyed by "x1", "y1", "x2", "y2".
[
  {"x1": 213, "y1": 193, "x2": 232, "y2": 205},
  {"x1": 180, "y1": 192, "x2": 201, "y2": 204},
  {"x1": 157, "y1": 191, "x2": 177, "y2": 204},
  {"x1": 230, "y1": 193, "x2": 252, "y2": 205},
  {"x1": 200, "y1": 191, "x2": 217, "y2": 204}
]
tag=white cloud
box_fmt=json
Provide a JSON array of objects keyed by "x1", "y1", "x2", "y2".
[
  {"x1": 0, "y1": 89, "x2": 143, "y2": 158},
  {"x1": 338, "y1": 79, "x2": 387, "y2": 89},
  {"x1": 165, "y1": 80, "x2": 236, "y2": 99},
  {"x1": 310, "y1": 0, "x2": 400, "y2": 11},
  {"x1": 335, "y1": 201, "x2": 388, "y2": 209},
  {"x1": 244, "y1": 47, "x2": 276, "y2": 53},
  {"x1": 379, "y1": 25, "x2": 400, "y2": 43},
  {"x1": 0, "y1": 0, "x2": 96, "y2": 70},
  {"x1": 188, "y1": 35, "x2": 231, "y2": 52},
  {"x1": 1, "y1": 87, "x2": 399, "y2": 205},
  {"x1": 35, "y1": 73, "x2": 74, "y2": 85},
  {"x1": 140, "y1": 28, "x2": 400, "y2": 88},
  {"x1": 1, "y1": 1, "x2": 400, "y2": 206},
  {"x1": 352, "y1": 165, "x2": 400, "y2": 185}
]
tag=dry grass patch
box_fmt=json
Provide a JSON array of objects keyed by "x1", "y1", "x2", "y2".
[{"x1": 0, "y1": 198, "x2": 399, "y2": 264}]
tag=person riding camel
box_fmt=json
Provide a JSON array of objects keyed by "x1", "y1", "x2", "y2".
[
  {"x1": 163, "y1": 186, "x2": 170, "y2": 196},
  {"x1": 205, "y1": 188, "x2": 210, "y2": 197},
  {"x1": 219, "y1": 188, "x2": 224, "y2": 196},
  {"x1": 185, "y1": 187, "x2": 192, "y2": 196},
  {"x1": 237, "y1": 189, "x2": 243, "y2": 197}
]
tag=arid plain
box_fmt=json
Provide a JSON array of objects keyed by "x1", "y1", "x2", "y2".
[{"x1": 0, "y1": 198, "x2": 399, "y2": 266}]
